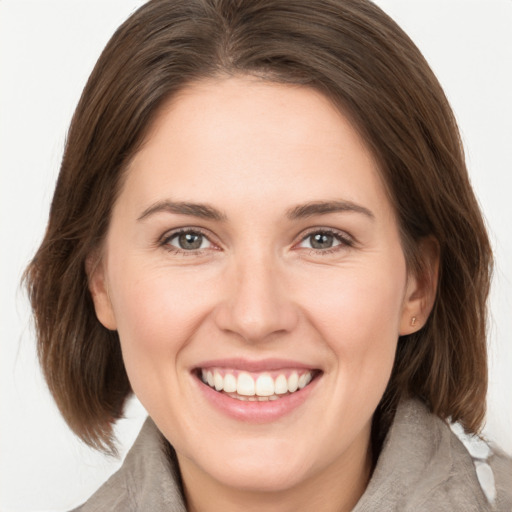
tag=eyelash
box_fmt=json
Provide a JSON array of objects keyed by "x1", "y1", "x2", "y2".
[
  {"x1": 159, "y1": 228, "x2": 217, "y2": 257},
  {"x1": 158, "y1": 227, "x2": 354, "y2": 256},
  {"x1": 298, "y1": 228, "x2": 355, "y2": 255}
]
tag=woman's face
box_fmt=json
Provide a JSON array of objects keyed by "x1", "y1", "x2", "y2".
[{"x1": 90, "y1": 77, "x2": 423, "y2": 498}]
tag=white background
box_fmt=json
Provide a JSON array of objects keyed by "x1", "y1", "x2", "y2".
[{"x1": 1, "y1": 1, "x2": 511, "y2": 511}]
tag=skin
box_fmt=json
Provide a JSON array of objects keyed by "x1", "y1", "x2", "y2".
[{"x1": 89, "y1": 76, "x2": 436, "y2": 512}]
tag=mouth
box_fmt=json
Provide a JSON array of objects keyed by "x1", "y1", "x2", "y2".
[{"x1": 195, "y1": 367, "x2": 321, "y2": 402}]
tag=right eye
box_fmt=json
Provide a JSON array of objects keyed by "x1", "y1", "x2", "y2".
[{"x1": 162, "y1": 229, "x2": 214, "y2": 253}]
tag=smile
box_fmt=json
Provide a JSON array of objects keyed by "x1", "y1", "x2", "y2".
[
  {"x1": 193, "y1": 361, "x2": 322, "y2": 422},
  {"x1": 200, "y1": 368, "x2": 317, "y2": 401}
]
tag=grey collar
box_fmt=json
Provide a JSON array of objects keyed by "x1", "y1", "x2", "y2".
[{"x1": 75, "y1": 399, "x2": 509, "y2": 511}]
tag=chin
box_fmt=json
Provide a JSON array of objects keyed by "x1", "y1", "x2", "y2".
[
  {"x1": 179, "y1": 435, "x2": 315, "y2": 493},
  {"x1": 209, "y1": 458, "x2": 309, "y2": 493}
]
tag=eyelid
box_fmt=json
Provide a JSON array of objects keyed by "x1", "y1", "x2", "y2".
[
  {"x1": 158, "y1": 226, "x2": 220, "y2": 254},
  {"x1": 157, "y1": 225, "x2": 355, "y2": 255},
  {"x1": 294, "y1": 227, "x2": 355, "y2": 251}
]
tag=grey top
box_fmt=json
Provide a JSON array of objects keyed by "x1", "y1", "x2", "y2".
[{"x1": 72, "y1": 399, "x2": 512, "y2": 511}]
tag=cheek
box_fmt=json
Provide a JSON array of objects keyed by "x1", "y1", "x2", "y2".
[
  {"x1": 299, "y1": 257, "x2": 406, "y2": 375},
  {"x1": 105, "y1": 258, "x2": 214, "y2": 396}
]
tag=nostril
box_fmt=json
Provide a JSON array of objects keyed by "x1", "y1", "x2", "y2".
[{"x1": 212, "y1": 302, "x2": 300, "y2": 344}]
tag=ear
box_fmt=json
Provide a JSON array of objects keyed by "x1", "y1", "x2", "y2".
[
  {"x1": 85, "y1": 252, "x2": 117, "y2": 330},
  {"x1": 399, "y1": 237, "x2": 440, "y2": 335}
]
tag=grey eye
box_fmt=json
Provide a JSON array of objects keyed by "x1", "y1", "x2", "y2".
[
  {"x1": 298, "y1": 231, "x2": 346, "y2": 251},
  {"x1": 179, "y1": 233, "x2": 203, "y2": 249},
  {"x1": 309, "y1": 233, "x2": 335, "y2": 249},
  {"x1": 168, "y1": 232, "x2": 211, "y2": 250}
]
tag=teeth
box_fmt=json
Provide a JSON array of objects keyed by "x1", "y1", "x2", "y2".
[
  {"x1": 214, "y1": 371, "x2": 223, "y2": 391},
  {"x1": 274, "y1": 374, "x2": 288, "y2": 394},
  {"x1": 200, "y1": 368, "x2": 316, "y2": 398},
  {"x1": 237, "y1": 372, "x2": 255, "y2": 396},
  {"x1": 255, "y1": 374, "x2": 274, "y2": 396},
  {"x1": 299, "y1": 375, "x2": 307, "y2": 389},
  {"x1": 288, "y1": 373, "x2": 299, "y2": 392},
  {"x1": 223, "y1": 373, "x2": 237, "y2": 393}
]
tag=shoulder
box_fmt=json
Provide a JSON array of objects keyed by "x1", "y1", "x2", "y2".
[
  {"x1": 70, "y1": 417, "x2": 186, "y2": 512},
  {"x1": 489, "y1": 448, "x2": 512, "y2": 510},
  {"x1": 452, "y1": 422, "x2": 512, "y2": 511},
  {"x1": 70, "y1": 471, "x2": 132, "y2": 512},
  {"x1": 489, "y1": 449, "x2": 512, "y2": 512},
  {"x1": 355, "y1": 399, "x2": 512, "y2": 512}
]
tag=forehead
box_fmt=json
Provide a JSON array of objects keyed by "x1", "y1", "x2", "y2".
[{"x1": 121, "y1": 76, "x2": 392, "y2": 220}]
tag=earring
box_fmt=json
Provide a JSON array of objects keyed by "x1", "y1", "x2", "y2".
[{"x1": 411, "y1": 316, "x2": 417, "y2": 326}]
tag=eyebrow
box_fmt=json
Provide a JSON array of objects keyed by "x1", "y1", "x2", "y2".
[
  {"x1": 137, "y1": 200, "x2": 227, "y2": 222},
  {"x1": 286, "y1": 200, "x2": 375, "y2": 221},
  {"x1": 137, "y1": 199, "x2": 374, "y2": 222}
]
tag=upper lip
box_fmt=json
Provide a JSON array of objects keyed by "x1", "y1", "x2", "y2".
[{"x1": 194, "y1": 358, "x2": 319, "y2": 372}]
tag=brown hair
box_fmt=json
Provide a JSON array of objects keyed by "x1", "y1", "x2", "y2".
[{"x1": 24, "y1": 0, "x2": 492, "y2": 453}]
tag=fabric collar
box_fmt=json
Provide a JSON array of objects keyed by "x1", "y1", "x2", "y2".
[{"x1": 75, "y1": 399, "x2": 507, "y2": 511}]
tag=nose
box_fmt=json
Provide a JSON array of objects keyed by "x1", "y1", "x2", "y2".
[{"x1": 213, "y1": 253, "x2": 299, "y2": 343}]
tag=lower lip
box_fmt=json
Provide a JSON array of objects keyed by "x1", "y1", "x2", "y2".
[{"x1": 194, "y1": 373, "x2": 320, "y2": 423}]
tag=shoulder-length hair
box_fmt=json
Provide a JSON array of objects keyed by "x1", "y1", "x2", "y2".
[{"x1": 24, "y1": 0, "x2": 492, "y2": 453}]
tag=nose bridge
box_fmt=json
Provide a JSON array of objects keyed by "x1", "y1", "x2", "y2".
[{"x1": 215, "y1": 248, "x2": 297, "y2": 342}]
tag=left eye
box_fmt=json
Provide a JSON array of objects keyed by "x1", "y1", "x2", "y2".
[
  {"x1": 298, "y1": 231, "x2": 345, "y2": 250},
  {"x1": 166, "y1": 231, "x2": 212, "y2": 251}
]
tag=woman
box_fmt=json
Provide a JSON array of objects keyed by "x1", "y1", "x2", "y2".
[{"x1": 24, "y1": 0, "x2": 511, "y2": 510}]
